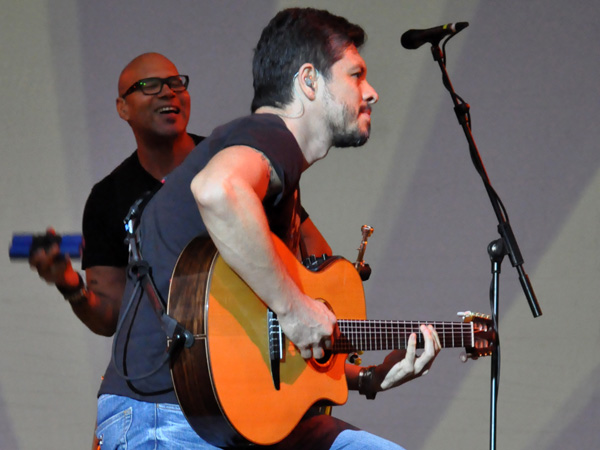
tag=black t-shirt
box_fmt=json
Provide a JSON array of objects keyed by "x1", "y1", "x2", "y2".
[
  {"x1": 81, "y1": 134, "x2": 204, "y2": 269},
  {"x1": 99, "y1": 114, "x2": 307, "y2": 403}
]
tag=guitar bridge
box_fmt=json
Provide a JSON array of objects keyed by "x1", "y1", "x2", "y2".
[{"x1": 267, "y1": 309, "x2": 283, "y2": 390}]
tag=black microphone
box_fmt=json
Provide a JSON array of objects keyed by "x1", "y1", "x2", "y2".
[{"x1": 401, "y1": 22, "x2": 469, "y2": 49}]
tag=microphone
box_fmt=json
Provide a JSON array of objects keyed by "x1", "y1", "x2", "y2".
[{"x1": 401, "y1": 22, "x2": 469, "y2": 49}]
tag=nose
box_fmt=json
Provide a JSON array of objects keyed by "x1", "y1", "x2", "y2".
[
  {"x1": 157, "y1": 83, "x2": 176, "y2": 97},
  {"x1": 363, "y1": 80, "x2": 378, "y2": 105}
]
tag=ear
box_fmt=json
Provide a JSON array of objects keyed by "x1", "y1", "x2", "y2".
[
  {"x1": 297, "y1": 64, "x2": 318, "y2": 100},
  {"x1": 116, "y1": 97, "x2": 129, "y2": 121}
]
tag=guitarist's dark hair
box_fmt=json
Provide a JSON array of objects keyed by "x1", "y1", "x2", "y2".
[{"x1": 251, "y1": 7, "x2": 366, "y2": 113}]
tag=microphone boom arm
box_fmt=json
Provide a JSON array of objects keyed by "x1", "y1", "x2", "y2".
[
  {"x1": 431, "y1": 43, "x2": 542, "y2": 318},
  {"x1": 422, "y1": 35, "x2": 543, "y2": 450}
]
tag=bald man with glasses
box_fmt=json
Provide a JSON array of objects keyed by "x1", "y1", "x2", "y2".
[{"x1": 30, "y1": 52, "x2": 203, "y2": 336}]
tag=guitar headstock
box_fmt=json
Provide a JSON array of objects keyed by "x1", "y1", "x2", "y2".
[{"x1": 458, "y1": 311, "x2": 495, "y2": 360}]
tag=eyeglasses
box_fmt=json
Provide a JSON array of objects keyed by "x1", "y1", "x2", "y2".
[{"x1": 121, "y1": 75, "x2": 189, "y2": 98}]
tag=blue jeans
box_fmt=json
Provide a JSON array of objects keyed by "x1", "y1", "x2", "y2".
[{"x1": 96, "y1": 394, "x2": 405, "y2": 449}]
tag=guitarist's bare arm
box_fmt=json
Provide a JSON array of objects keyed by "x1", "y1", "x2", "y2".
[{"x1": 191, "y1": 145, "x2": 336, "y2": 360}]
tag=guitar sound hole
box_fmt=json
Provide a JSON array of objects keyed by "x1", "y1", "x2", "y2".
[{"x1": 312, "y1": 350, "x2": 333, "y2": 368}]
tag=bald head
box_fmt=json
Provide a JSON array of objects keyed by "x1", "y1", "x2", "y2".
[
  {"x1": 118, "y1": 53, "x2": 179, "y2": 97},
  {"x1": 115, "y1": 52, "x2": 191, "y2": 147}
]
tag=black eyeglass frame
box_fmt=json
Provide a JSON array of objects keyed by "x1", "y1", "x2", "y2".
[{"x1": 121, "y1": 75, "x2": 189, "y2": 98}]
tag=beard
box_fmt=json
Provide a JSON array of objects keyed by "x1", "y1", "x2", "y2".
[
  {"x1": 324, "y1": 90, "x2": 371, "y2": 148},
  {"x1": 331, "y1": 105, "x2": 371, "y2": 148}
]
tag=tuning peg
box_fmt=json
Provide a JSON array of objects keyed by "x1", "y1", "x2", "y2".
[{"x1": 457, "y1": 311, "x2": 473, "y2": 321}]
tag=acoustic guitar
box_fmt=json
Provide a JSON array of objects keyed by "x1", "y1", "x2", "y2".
[{"x1": 167, "y1": 234, "x2": 494, "y2": 447}]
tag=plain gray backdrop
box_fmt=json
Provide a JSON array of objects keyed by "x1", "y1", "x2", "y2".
[{"x1": 1, "y1": 1, "x2": 598, "y2": 449}]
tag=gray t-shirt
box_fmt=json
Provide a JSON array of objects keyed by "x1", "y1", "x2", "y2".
[{"x1": 99, "y1": 113, "x2": 306, "y2": 403}]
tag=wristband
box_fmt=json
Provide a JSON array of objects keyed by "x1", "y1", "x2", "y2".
[
  {"x1": 358, "y1": 365, "x2": 378, "y2": 400},
  {"x1": 56, "y1": 273, "x2": 88, "y2": 304}
]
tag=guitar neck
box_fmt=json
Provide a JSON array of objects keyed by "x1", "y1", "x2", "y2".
[{"x1": 334, "y1": 319, "x2": 474, "y2": 352}]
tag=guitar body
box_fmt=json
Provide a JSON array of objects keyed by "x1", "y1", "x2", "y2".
[{"x1": 167, "y1": 235, "x2": 366, "y2": 447}]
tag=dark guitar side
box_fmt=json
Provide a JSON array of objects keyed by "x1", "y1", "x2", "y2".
[{"x1": 168, "y1": 236, "x2": 246, "y2": 447}]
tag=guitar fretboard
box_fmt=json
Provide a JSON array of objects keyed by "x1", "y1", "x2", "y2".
[{"x1": 333, "y1": 320, "x2": 474, "y2": 352}]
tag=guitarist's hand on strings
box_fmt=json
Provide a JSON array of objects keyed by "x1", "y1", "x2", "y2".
[
  {"x1": 377, "y1": 324, "x2": 441, "y2": 390},
  {"x1": 351, "y1": 324, "x2": 441, "y2": 398},
  {"x1": 278, "y1": 293, "x2": 337, "y2": 360}
]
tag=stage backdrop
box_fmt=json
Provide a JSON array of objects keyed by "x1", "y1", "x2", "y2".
[{"x1": 1, "y1": 1, "x2": 598, "y2": 449}]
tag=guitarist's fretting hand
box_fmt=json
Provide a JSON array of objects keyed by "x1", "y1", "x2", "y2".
[
  {"x1": 277, "y1": 292, "x2": 337, "y2": 360},
  {"x1": 377, "y1": 324, "x2": 441, "y2": 391}
]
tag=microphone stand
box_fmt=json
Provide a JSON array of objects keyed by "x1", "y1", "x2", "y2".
[{"x1": 428, "y1": 41, "x2": 542, "y2": 450}]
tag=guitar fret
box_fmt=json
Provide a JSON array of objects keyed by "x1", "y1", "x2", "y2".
[{"x1": 336, "y1": 320, "x2": 475, "y2": 352}]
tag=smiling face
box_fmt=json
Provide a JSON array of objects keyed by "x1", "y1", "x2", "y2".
[
  {"x1": 321, "y1": 45, "x2": 378, "y2": 148},
  {"x1": 116, "y1": 53, "x2": 191, "y2": 142}
]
